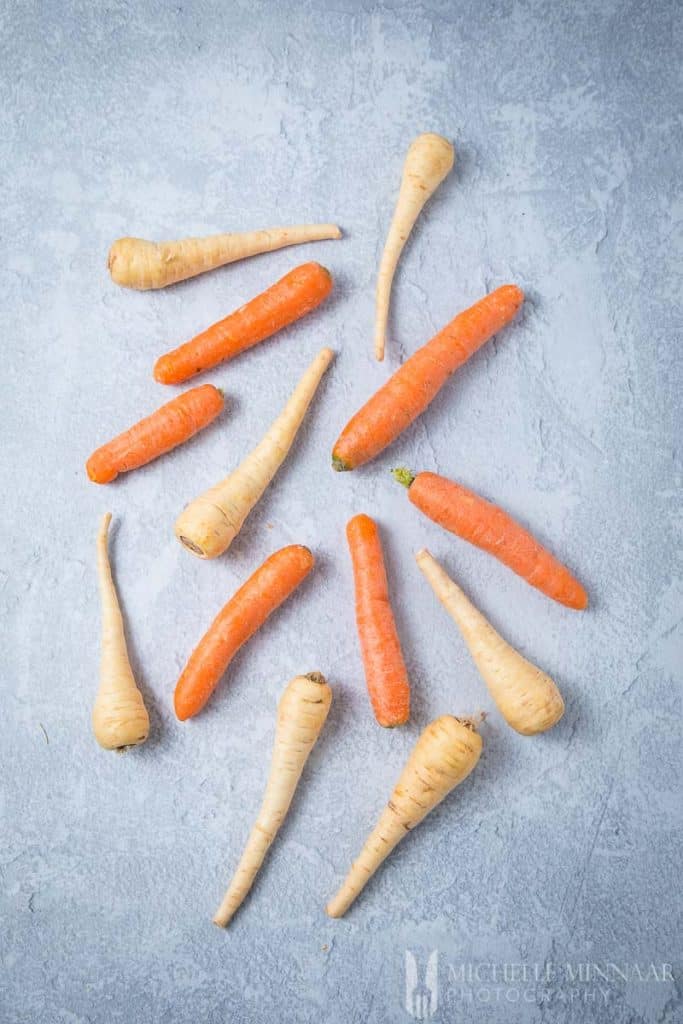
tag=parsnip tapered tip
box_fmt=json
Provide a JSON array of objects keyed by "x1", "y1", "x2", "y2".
[{"x1": 318, "y1": 347, "x2": 335, "y2": 367}]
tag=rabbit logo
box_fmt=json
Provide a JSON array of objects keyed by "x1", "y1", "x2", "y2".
[{"x1": 405, "y1": 950, "x2": 439, "y2": 1019}]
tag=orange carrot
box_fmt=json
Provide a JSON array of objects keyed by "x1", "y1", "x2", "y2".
[
  {"x1": 174, "y1": 545, "x2": 315, "y2": 720},
  {"x1": 332, "y1": 285, "x2": 524, "y2": 470},
  {"x1": 86, "y1": 384, "x2": 224, "y2": 484},
  {"x1": 154, "y1": 262, "x2": 333, "y2": 384},
  {"x1": 346, "y1": 514, "x2": 410, "y2": 727},
  {"x1": 394, "y1": 469, "x2": 588, "y2": 610}
]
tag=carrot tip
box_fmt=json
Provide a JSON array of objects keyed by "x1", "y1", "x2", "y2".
[
  {"x1": 332, "y1": 455, "x2": 351, "y2": 472},
  {"x1": 377, "y1": 715, "x2": 410, "y2": 728}
]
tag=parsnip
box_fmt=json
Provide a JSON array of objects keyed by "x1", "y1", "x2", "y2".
[
  {"x1": 326, "y1": 715, "x2": 481, "y2": 917},
  {"x1": 108, "y1": 224, "x2": 342, "y2": 290},
  {"x1": 375, "y1": 133, "x2": 454, "y2": 360},
  {"x1": 175, "y1": 347, "x2": 334, "y2": 559},
  {"x1": 416, "y1": 549, "x2": 564, "y2": 735},
  {"x1": 213, "y1": 672, "x2": 332, "y2": 927},
  {"x1": 93, "y1": 514, "x2": 149, "y2": 750}
]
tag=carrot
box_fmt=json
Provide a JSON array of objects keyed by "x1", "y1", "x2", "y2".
[
  {"x1": 416, "y1": 550, "x2": 564, "y2": 734},
  {"x1": 93, "y1": 514, "x2": 149, "y2": 750},
  {"x1": 213, "y1": 671, "x2": 332, "y2": 926},
  {"x1": 346, "y1": 514, "x2": 410, "y2": 727},
  {"x1": 332, "y1": 285, "x2": 524, "y2": 470},
  {"x1": 86, "y1": 384, "x2": 224, "y2": 484},
  {"x1": 326, "y1": 715, "x2": 482, "y2": 917},
  {"x1": 154, "y1": 264, "x2": 334, "y2": 384},
  {"x1": 375, "y1": 133, "x2": 455, "y2": 360},
  {"x1": 176, "y1": 349, "x2": 333, "y2": 559},
  {"x1": 174, "y1": 545, "x2": 314, "y2": 720},
  {"x1": 394, "y1": 469, "x2": 588, "y2": 610},
  {"x1": 108, "y1": 224, "x2": 341, "y2": 290}
]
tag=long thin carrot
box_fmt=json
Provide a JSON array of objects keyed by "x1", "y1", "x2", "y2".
[
  {"x1": 394, "y1": 469, "x2": 588, "y2": 610},
  {"x1": 332, "y1": 285, "x2": 524, "y2": 470},
  {"x1": 108, "y1": 224, "x2": 341, "y2": 290},
  {"x1": 346, "y1": 514, "x2": 410, "y2": 727},
  {"x1": 86, "y1": 384, "x2": 224, "y2": 484},
  {"x1": 154, "y1": 263, "x2": 334, "y2": 384},
  {"x1": 174, "y1": 545, "x2": 315, "y2": 720}
]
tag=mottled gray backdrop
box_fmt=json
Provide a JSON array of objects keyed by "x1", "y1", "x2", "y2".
[{"x1": 1, "y1": 1, "x2": 681, "y2": 1021}]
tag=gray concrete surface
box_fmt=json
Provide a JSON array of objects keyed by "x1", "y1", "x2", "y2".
[{"x1": 1, "y1": 1, "x2": 681, "y2": 1021}]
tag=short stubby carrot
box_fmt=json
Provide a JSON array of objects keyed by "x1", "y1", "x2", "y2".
[
  {"x1": 346, "y1": 514, "x2": 410, "y2": 727},
  {"x1": 332, "y1": 285, "x2": 524, "y2": 470},
  {"x1": 86, "y1": 384, "x2": 224, "y2": 484},
  {"x1": 154, "y1": 262, "x2": 333, "y2": 384},
  {"x1": 394, "y1": 469, "x2": 588, "y2": 610},
  {"x1": 173, "y1": 545, "x2": 315, "y2": 720},
  {"x1": 348, "y1": 516, "x2": 411, "y2": 724}
]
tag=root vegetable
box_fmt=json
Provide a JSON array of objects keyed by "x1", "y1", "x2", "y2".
[
  {"x1": 416, "y1": 549, "x2": 564, "y2": 734},
  {"x1": 154, "y1": 263, "x2": 333, "y2": 384},
  {"x1": 394, "y1": 469, "x2": 587, "y2": 610},
  {"x1": 346, "y1": 514, "x2": 410, "y2": 727},
  {"x1": 93, "y1": 514, "x2": 149, "y2": 750},
  {"x1": 213, "y1": 671, "x2": 332, "y2": 927},
  {"x1": 375, "y1": 133, "x2": 455, "y2": 360},
  {"x1": 86, "y1": 384, "x2": 224, "y2": 484},
  {"x1": 174, "y1": 545, "x2": 315, "y2": 720},
  {"x1": 175, "y1": 348, "x2": 333, "y2": 559},
  {"x1": 332, "y1": 285, "x2": 524, "y2": 471},
  {"x1": 108, "y1": 224, "x2": 342, "y2": 290},
  {"x1": 326, "y1": 715, "x2": 482, "y2": 917}
]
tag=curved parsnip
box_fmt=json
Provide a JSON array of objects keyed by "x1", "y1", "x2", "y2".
[
  {"x1": 416, "y1": 549, "x2": 564, "y2": 735},
  {"x1": 93, "y1": 514, "x2": 149, "y2": 750},
  {"x1": 326, "y1": 715, "x2": 481, "y2": 917},
  {"x1": 108, "y1": 224, "x2": 342, "y2": 290},
  {"x1": 213, "y1": 672, "x2": 332, "y2": 927},
  {"x1": 175, "y1": 348, "x2": 334, "y2": 559},
  {"x1": 375, "y1": 133, "x2": 454, "y2": 360}
]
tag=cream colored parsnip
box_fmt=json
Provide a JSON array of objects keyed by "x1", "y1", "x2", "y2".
[
  {"x1": 107, "y1": 224, "x2": 341, "y2": 290},
  {"x1": 416, "y1": 549, "x2": 564, "y2": 735},
  {"x1": 375, "y1": 133, "x2": 454, "y2": 360},
  {"x1": 213, "y1": 672, "x2": 332, "y2": 927},
  {"x1": 175, "y1": 347, "x2": 334, "y2": 559},
  {"x1": 326, "y1": 715, "x2": 481, "y2": 917},
  {"x1": 92, "y1": 514, "x2": 149, "y2": 751}
]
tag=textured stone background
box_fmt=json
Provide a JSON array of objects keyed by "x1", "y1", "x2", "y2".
[{"x1": 1, "y1": 1, "x2": 681, "y2": 1021}]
